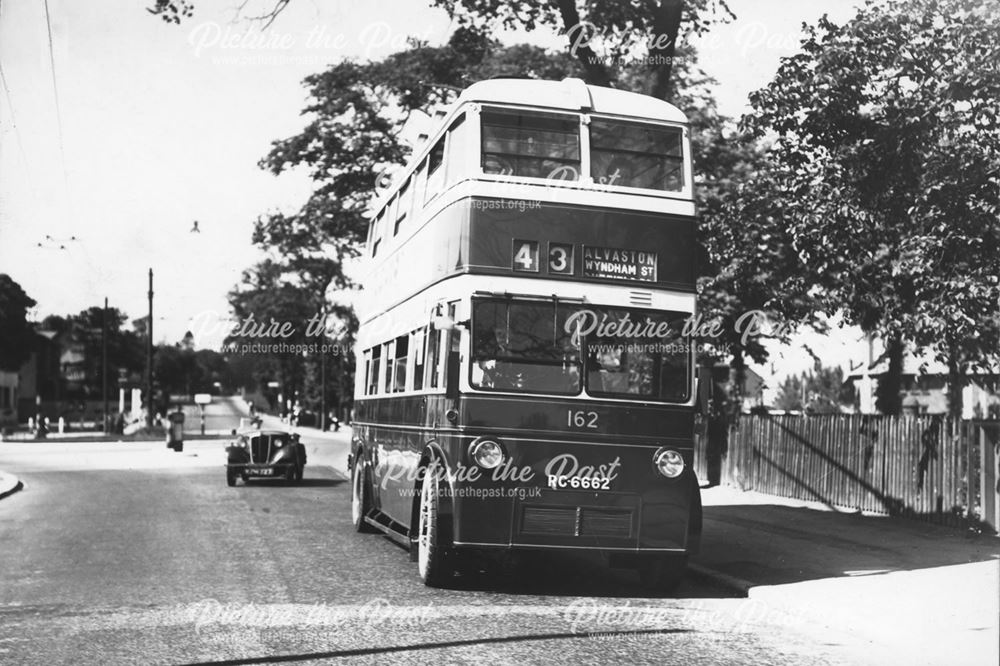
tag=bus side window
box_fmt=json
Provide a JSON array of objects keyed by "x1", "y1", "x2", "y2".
[
  {"x1": 362, "y1": 350, "x2": 372, "y2": 396},
  {"x1": 393, "y1": 334, "x2": 408, "y2": 392},
  {"x1": 394, "y1": 178, "x2": 411, "y2": 236},
  {"x1": 413, "y1": 158, "x2": 427, "y2": 211},
  {"x1": 383, "y1": 340, "x2": 395, "y2": 394},
  {"x1": 445, "y1": 113, "x2": 466, "y2": 187},
  {"x1": 426, "y1": 326, "x2": 441, "y2": 389},
  {"x1": 424, "y1": 137, "x2": 445, "y2": 204},
  {"x1": 444, "y1": 302, "x2": 461, "y2": 400},
  {"x1": 412, "y1": 328, "x2": 425, "y2": 391},
  {"x1": 371, "y1": 211, "x2": 384, "y2": 258},
  {"x1": 367, "y1": 346, "x2": 381, "y2": 395}
]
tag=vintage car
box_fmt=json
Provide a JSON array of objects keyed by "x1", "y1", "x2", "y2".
[{"x1": 225, "y1": 429, "x2": 306, "y2": 486}]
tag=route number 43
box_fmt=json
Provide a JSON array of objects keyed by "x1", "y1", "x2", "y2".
[
  {"x1": 567, "y1": 410, "x2": 599, "y2": 429},
  {"x1": 513, "y1": 240, "x2": 574, "y2": 275}
]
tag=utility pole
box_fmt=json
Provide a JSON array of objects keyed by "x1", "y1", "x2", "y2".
[
  {"x1": 320, "y1": 308, "x2": 327, "y2": 432},
  {"x1": 102, "y1": 297, "x2": 108, "y2": 434},
  {"x1": 146, "y1": 269, "x2": 154, "y2": 428}
]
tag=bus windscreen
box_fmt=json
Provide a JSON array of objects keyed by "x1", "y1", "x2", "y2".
[
  {"x1": 472, "y1": 299, "x2": 691, "y2": 402},
  {"x1": 471, "y1": 299, "x2": 581, "y2": 394},
  {"x1": 581, "y1": 306, "x2": 690, "y2": 402}
]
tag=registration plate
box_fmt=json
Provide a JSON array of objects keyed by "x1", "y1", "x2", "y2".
[
  {"x1": 250, "y1": 467, "x2": 272, "y2": 476},
  {"x1": 547, "y1": 475, "x2": 611, "y2": 490}
]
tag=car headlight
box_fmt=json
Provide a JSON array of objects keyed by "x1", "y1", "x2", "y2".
[
  {"x1": 653, "y1": 448, "x2": 685, "y2": 478},
  {"x1": 469, "y1": 438, "x2": 505, "y2": 470}
]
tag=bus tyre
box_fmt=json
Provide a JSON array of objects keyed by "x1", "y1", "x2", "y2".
[
  {"x1": 417, "y1": 459, "x2": 452, "y2": 587},
  {"x1": 351, "y1": 457, "x2": 375, "y2": 533},
  {"x1": 639, "y1": 554, "x2": 687, "y2": 594}
]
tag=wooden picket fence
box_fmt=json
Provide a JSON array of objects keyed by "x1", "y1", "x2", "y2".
[{"x1": 694, "y1": 414, "x2": 1000, "y2": 531}]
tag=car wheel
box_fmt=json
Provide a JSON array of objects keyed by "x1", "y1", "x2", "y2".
[
  {"x1": 351, "y1": 457, "x2": 375, "y2": 533},
  {"x1": 294, "y1": 464, "x2": 304, "y2": 484},
  {"x1": 416, "y1": 458, "x2": 454, "y2": 587},
  {"x1": 226, "y1": 467, "x2": 237, "y2": 487},
  {"x1": 638, "y1": 553, "x2": 687, "y2": 594}
]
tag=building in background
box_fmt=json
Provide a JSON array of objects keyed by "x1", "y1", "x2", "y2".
[{"x1": 846, "y1": 353, "x2": 1000, "y2": 417}]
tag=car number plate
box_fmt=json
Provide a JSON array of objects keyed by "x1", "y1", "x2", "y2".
[{"x1": 253, "y1": 468, "x2": 272, "y2": 476}]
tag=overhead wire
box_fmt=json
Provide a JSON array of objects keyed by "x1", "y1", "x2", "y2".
[
  {"x1": 42, "y1": 0, "x2": 72, "y2": 200},
  {"x1": 0, "y1": 0, "x2": 35, "y2": 189}
]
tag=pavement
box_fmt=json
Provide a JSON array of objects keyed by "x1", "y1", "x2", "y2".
[
  {"x1": 2, "y1": 419, "x2": 997, "y2": 664},
  {"x1": 0, "y1": 469, "x2": 21, "y2": 500},
  {"x1": 691, "y1": 485, "x2": 1000, "y2": 665}
]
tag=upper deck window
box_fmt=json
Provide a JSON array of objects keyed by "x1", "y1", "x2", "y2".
[
  {"x1": 481, "y1": 109, "x2": 580, "y2": 180},
  {"x1": 589, "y1": 120, "x2": 684, "y2": 191},
  {"x1": 425, "y1": 138, "x2": 446, "y2": 204},
  {"x1": 394, "y1": 178, "x2": 411, "y2": 235},
  {"x1": 370, "y1": 211, "x2": 384, "y2": 257}
]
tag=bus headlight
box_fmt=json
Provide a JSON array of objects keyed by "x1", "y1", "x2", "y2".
[
  {"x1": 469, "y1": 438, "x2": 505, "y2": 470},
  {"x1": 653, "y1": 448, "x2": 685, "y2": 478}
]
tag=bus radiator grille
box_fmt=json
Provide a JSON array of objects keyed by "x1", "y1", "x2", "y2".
[{"x1": 521, "y1": 506, "x2": 633, "y2": 538}]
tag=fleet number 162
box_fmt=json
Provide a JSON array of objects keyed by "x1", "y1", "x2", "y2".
[{"x1": 567, "y1": 410, "x2": 599, "y2": 429}]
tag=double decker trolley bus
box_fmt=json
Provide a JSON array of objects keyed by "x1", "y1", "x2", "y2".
[{"x1": 349, "y1": 77, "x2": 702, "y2": 590}]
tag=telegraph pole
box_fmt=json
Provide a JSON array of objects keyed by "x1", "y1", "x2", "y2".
[
  {"x1": 320, "y1": 307, "x2": 327, "y2": 432},
  {"x1": 146, "y1": 269, "x2": 154, "y2": 428},
  {"x1": 102, "y1": 297, "x2": 108, "y2": 434}
]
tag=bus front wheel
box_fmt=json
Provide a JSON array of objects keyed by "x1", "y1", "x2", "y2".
[
  {"x1": 416, "y1": 458, "x2": 453, "y2": 587},
  {"x1": 351, "y1": 457, "x2": 375, "y2": 533}
]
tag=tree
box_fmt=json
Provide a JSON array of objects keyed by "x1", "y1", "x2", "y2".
[
  {"x1": 227, "y1": 259, "x2": 322, "y2": 410},
  {"x1": 737, "y1": 0, "x2": 1000, "y2": 417},
  {"x1": 157, "y1": 338, "x2": 231, "y2": 397},
  {"x1": 432, "y1": 0, "x2": 735, "y2": 98},
  {"x1": 148, "y1": 0, "x2": 735, "y2": 99},
  {"x1": 774, "y1": 366, "x2": 853, "y2": 414},
  {"x1": 243, "y1": 12, "x2": 784, "y2": 413},
  {"x1": 243, "y1": 33, "x2": 583, "y2": 413},
  {"x1": 0, "y1": 275, "x2": 37, "y2": 372},
  {"x1": 45, "y1": 307, "x2": 145, "y2": 400}
]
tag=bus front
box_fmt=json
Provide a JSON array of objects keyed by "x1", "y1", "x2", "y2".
[{"x1": 431, "y1": 80, "x2": 701, "y2": 590}]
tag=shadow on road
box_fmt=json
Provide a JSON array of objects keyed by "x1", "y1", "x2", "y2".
[
  {"x1": 694, "y1": 500, "x2": 1000, "y2": 588},
  {"x1": 239, "y1": 478, "x2": 347, "y2": 488},
  {"x1": 368, "y1": 538, "x2": 741, "y2": 599}
]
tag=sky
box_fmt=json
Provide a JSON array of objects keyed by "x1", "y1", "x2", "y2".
[{"x1": 0, "y1": 0, "x2": 865, "y2": 384}]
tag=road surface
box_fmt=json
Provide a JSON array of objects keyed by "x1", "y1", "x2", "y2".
[{"x1": 0, "y1": 438, "x2": 862, "y2": 666}]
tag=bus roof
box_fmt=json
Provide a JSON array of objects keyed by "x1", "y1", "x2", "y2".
[{"x1": 455, "y1": 78, "x2": 688, "y2": 124}]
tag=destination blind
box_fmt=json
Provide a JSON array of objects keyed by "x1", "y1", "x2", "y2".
[{"x1": 581, "y1": 246, "x2": 657, "y2": 282}]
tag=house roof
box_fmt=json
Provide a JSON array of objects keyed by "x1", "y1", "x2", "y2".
[{"x1": 847, "y1": 354, "x2": 1000, "y2": 380}]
